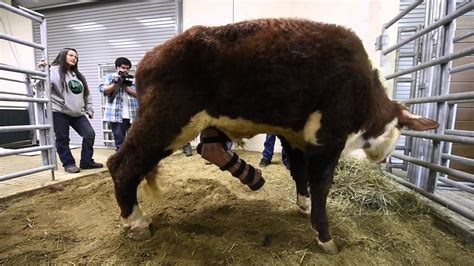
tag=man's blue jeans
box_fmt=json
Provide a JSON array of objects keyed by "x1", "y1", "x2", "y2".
[
  {"x1": 111, "y1": 119, "x2": 131, "y2": 151},
  {"x1": 53, "y1": 112, "x2": 96, "y2": 167},
  {"x1": 262, "y1": 134, "x2": 288, "y2": 163}
]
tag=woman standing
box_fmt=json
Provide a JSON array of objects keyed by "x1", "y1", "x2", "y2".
[{"x1": 39, "y1": 48, "x2": 103, "y2": 173}]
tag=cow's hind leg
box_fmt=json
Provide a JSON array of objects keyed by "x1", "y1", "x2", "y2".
[
  {"x1": 107, "y1": 117, "x2": 176, "y2": 240},
  {"x1": 279, "y1": 137, "x2": 310, "y2": 215},
  {"x1": 197, "y1": 127, "x2": 265, "y2": 190},
  {"x1": 305, "y1": 142, "x2": 344, "y2": 254}
]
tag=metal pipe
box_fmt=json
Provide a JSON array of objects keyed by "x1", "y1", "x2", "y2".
[
  {"x1": 401, "y1": 130, "x2": 474, "y2": 145},
  {"x1": 383, "y1": 171, "x2": 474, "y2": 221},
  {"x1": 0, "y1": 106, "x2": 28, "y2": 109},
  {"x1": 453, "y1": 30, "x2": 474, "y2": 42},
  {"x1": 445, "y1": 129, "x2": 474, "y2": 137},
  {"x1": 390, "y1": 153, "x2": 474, "y2": 183},
  {"x1": 18, "y1": 5, "x2": 45, "y2": 18},
  {"x1": 0, "y1": 165, "x2": 56, "y2": 182},
  {"x1": 447, "y1": 99, "x2": 474, "y2": 104},
  {"x1": 40, "y1": 18, "x2": 57, "y2": 173},
  {"x1": 0, "y1": 64, "x2": 47, "y2": 77},
  {"x1": 0, "y1": 91, "x2": 28, "y2": 96},
  {"x1": 0, "y1": 76, "x2": 26, "y2": 83},
  {"x1": 384, "y1": 0, "x2": 424, "y2": 29},
  {"x1": 450, "y1": 63, "x2": 474, "y2": 74},
  {"x1": 438, "y1": 176, "x2": 474, "y2": 194},
  {"x1": 401, "y1": 91, "x2": 474, "y2": 104},
  {"x1": 0, "y1": 2, "x2": 43, "y2": 23},
  {"x1": 382, "y1": 1, "x2": 474, "y2": 55},
  {"x1": 456, "y1": 0, "x2": 472, "y2": 10},
  {"x1": 385, "y1": 46, "x2": 474, "y2": 79},
  {"x1": 30, "y1": 75, "x2": 47, "y2": 81},
  {"x1": 0, "y1": 124, "x2": 52, "y2": 133},
  {"x1": 437, "y1": 181, "x2": 474, "y2": 187},
  {"x1": 0, "y1": 145, "x2": 54, "y2": 157},
  {"x1": 0, "y1": 95, "x2": 49, "y2": 103},
  {"x1": 441, "y1": 153, "x2": 474, "y2": 167},
  {"x1": 0, "y1": 33, "x2": 45, "y2": 50}
]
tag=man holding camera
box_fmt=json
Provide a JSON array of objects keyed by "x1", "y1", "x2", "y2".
[{"x1": 99, "y1": 57, "x2": 138, "y2": 151}]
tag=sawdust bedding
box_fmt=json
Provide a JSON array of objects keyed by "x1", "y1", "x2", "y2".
[{"x1": 0, "y1": 150, "x2": 472, "y2": 264}]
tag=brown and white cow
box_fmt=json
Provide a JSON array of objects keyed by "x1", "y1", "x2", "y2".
[{"x1": 107, "y1": 18, "x2": 438, "y2": 254}]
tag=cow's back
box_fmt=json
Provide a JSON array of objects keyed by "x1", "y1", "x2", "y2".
[{"x1": 136, "y1": 18, "x2": 374, "y2": 132}]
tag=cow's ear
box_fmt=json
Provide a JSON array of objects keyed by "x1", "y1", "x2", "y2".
[{"x1": 399, "y1": 109, "x2": 439, "y2": 131}]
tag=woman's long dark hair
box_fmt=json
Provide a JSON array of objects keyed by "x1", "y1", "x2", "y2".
[{"x1": 51, "y1": 48, "x2": 89, "y2": 97}]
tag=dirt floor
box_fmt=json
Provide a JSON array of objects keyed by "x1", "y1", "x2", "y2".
[{"x1": 0, "y1": 150, "x2": 472, "y2": 265}]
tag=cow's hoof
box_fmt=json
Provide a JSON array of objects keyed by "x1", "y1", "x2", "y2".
[
  {"x1": 124, "y1": 223, "x2": 154, "y2": 240},
  {"x1": 317, "y1": 239, "x2": 339, "y2": 254}
]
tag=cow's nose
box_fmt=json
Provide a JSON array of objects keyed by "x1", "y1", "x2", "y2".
[{"x1": 379, "y1": 157, "x2": 387, "y2": 164}]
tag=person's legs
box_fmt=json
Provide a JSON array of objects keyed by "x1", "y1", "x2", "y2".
[
  {"x1": 260, "y1": 134, "x2": 276, "y2": 166},
  {"x1": 111, "y1": 120, "x2": 129, "y2": 151},
  {"x1": 70, "y1": 115, "x2": 102, "y2": 168},
  {"x1": 52, "y1": 112, "x2": 77, "y2": 169}
]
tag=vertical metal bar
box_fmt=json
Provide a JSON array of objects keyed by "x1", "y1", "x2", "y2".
[
  {"x1": 421, "y1": 0, "x2": 445, "y2": 191},
  {"x1": 409, "y1": 0, "x2": 436, "y2": 186},
  {"x1": 426, "y1": 0, "x2": 457, "y2": 192},
  {"x1": 440, "y1": 103, "x2": 457, "y2": 177},
  {"x1": 40, "y1": 17, "x2": 57, "y2": 177},
  {"x1": 405, "y1": 25, "x2": 423, "y2": 172},
  {"x1": 175, "y1": 0, "x2": 183, "y2": 34}
]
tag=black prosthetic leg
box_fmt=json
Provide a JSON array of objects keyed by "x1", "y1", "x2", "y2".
[{"x1": 197, "y1": 127, "x2": 265, "y2": 190}]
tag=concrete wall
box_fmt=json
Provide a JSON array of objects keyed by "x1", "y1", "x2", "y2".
[
  {"x1": 184, "y1": 0, "x2": 399, "y2": 152},
  {"x1": 0, "y1": 0, "x2": 35, "y2": 108}
]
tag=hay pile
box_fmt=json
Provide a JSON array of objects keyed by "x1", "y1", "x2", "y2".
[{"x1": 330, "y1": 156, "x2": 429, "y2": 217}]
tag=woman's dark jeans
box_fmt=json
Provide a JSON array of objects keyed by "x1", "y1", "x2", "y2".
[{"x1": 53, "y1": 112, "x2": 96, "y2": 167}]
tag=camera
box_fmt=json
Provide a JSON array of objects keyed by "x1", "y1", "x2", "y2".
[{"x1": 113, "y1": 71, "x2": 134, "y2": 86}]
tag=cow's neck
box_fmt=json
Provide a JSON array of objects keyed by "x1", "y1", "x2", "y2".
[{"x1": 363, "y1": 84, "x2": 399, "y2": 139}]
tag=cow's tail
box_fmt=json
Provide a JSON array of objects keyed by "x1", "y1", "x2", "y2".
[{"x1": 141, "y1": 165, "x2": 165, "y2": 201}]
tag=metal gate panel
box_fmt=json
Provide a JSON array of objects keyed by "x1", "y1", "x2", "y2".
[{"x1": 33, "y1": 1, "x2": 180, "y2": 146}]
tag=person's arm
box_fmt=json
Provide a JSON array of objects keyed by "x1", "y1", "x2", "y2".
[
  {"x1": 33, "y1": 60, "x2": 49, "y2": 91},
  {"x1": 98, "y1": 74, "x2": 117, "y2": 95},
  {"x1": 124, "y1": 85, "x2": 137, "y2": 97},
  {"x1": 84, "y1": 92, "x2": 94, "y2": 119},
  {"x1": 102, "y1": 83, "x2": 118, "y2": 95}
]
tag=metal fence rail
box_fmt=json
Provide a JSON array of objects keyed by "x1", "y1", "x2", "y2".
[
  {"x1": 377, "y1": 0, "x2": 474, "y2": 222},
  {"x1": 0, "y1": 2, "x2": 56, "y2": 181}
]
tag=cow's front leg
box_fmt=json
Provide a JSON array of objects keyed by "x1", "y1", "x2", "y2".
[
  {"x1": 305, "y1": 142, "x2": 344, "y2": 254},
  {"x1": 107, "y1": 111, "x2": 176, "y2": 240},
  {"x1": 280, "y1": 137, "x2": 310, "y2": 215}
]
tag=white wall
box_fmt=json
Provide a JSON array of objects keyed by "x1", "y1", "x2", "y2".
[
  {"x1": 0, "y1": 0, "x2": 35, "y2": 108},
  {"x1": 184, "y1": 0, "x2": 399, "y2": 152}
]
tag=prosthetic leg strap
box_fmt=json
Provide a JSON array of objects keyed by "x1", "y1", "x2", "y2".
[
  {"x1": 220, "y1": 153, "x2": 239, "y2": 171},
  {"x1": 200, "y1": 129, "x2": 231, "y2": 150},
  {"x1": 198, "y1": 128, "x2": 265, "y2": 191},
  {"x1": 232, "y1": 159, "x2": 247, "y2": 178},
  {"x1": 237, "y1": 162, "x2": 264, "y2": 190},
  {"x1": 202, "y1": 136, "x2": 227, "y2": 145}
]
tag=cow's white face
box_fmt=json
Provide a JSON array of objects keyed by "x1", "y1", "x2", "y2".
[{"x1": 363, "y1": 119, "x2": 400, "y2": 162}]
